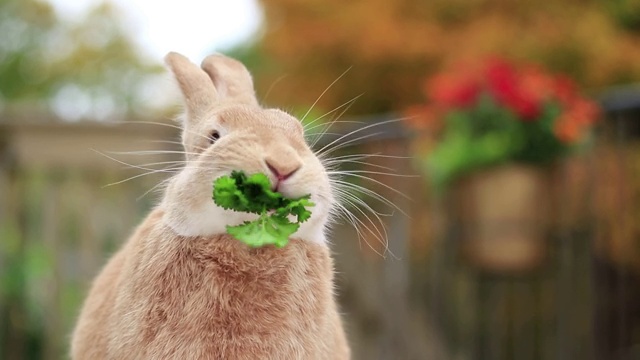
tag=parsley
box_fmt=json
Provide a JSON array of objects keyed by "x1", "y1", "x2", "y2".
[{"x1": 212, "y1": 171, "x2": 314, "y2": 248}]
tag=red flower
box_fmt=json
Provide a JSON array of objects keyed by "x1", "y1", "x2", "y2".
[
  {"x1": 552, "y1": 76, "x2": 578, "y2": 105},
  {"x1": 554, "y1": 99, "x2": 600, "y2": 143},
  {"x1": 519, "y1": 65, "x2": 555, "y2": 102},
  {"x1": 554, "y1": 114, "x2": 582, "y2": 143},
  {"x1": 405, "y1": 56, "x2": 600, "y2": 146},
  {"x1": 485, "y1": 59, "x2": 542, "y2": 120},
  {"x1": 425, "y1": 71, "x2": 480, "y2": 108},
  {"x1": 565, "y1": 99, "x2": 600, "y2": 126},
  {"x1": 504, "y1": 93, "x2": 541, "y2": 120}
]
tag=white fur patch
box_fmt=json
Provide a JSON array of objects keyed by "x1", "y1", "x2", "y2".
[{"x1": 161, "y1": 194, "x2": 328, "y2": 246}]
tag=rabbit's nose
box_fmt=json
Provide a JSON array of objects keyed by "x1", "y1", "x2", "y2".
[{"x1": 265, "y1": 158, "x2": 301, "y2": 181}]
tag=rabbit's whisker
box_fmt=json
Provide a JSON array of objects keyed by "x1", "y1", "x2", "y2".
[
  {"x1": 331, "y1": 201, "x2": 367, "y2": 253},
  {"x1": 103, "y1": 168, "x2": 175, "y2": 188},
  {"x1": 93, "y1": 151, "x2": 218, "y2": 177},
  {"x1": 314, "y1": 116, "x2": 408, "y2": 156},
  {"x1": 127, "y1": 160, "x2": 198, "y2": 170},
  {"x1": 139, "y1": 139, "x2": 184, "y2": 146},
  {"x1": 329, "y1": 170, "x2": 419, "y2": 178},
  {"x1": 139, "y1": 140, "x2": 211, "y2": 154},
  {"x1": 304, "y1": 132, "x2": 344, "y2": 138},
  {"x1": 303, "y1": 93, "x2": 362, "y2": 134},
  {"x1": 332, "y1": 192, "x2": 392, "y2": 259},
  {"x1": 327, "y1": 153, "x2": 412, "y2": 161},
  {"x1": 308, "y1": 94, "x2": 363, "y2": 148},
  {"x1": 123, "y1": 120, "x2": 213, "y2": 144},
  {"x1": 105, "y1": 150, "x2": 212, "y2": 157},
  {"x1": 334, "y1": 188, "x2": 394, "y2": 258},
  {"x1": 91, "y1": 149, "x2": 173, "y2": 173},
  {"x1": 301, "y1": 67, "x2": 352, "y2": 123},
  {"x1": 304, "y1": 120, "x2": 366, "y2": 134},
  {"x1": 313, "y1": 115, "x2": 414, "y2": 258},
  {"x1": 136, "y1": 177, "x2": 174, "y2": 201},
  {"x1": 316, "y1": 132, "x2": 384, "y2": 157},
  {"x1": 103, "y1": 165, "x2": 223, "y2": 188},
  {"x1": 332, "y1": 172, "x2": 410, "y2": 202},
  {"x1": 331, "y1": 178, "x2": 403, "y2": 217},
  {"x1": 263, "y1": 74, "x2": 289, "y2": 103},
  {"x1": 322, "y1": 160, "x2": 397, "y2": 172}
]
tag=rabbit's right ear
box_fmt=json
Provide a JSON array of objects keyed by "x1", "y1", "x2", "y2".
[
  {"x1": 165, "y1": 52, "x2": 218, "y2": 120},
  {"x1": 201, "y1": 54, "x2": 258, "y2": 106}
]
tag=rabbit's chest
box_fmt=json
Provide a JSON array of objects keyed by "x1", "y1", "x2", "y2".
[{"x1": 124, "y1": 238, "x2": 332, "y2": 354}]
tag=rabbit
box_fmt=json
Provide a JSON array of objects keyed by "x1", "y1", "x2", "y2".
[{"x1": 70, "y1": 52, "x2": 350, "y2": 360}]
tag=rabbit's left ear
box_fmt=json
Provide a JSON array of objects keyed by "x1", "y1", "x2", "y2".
[
  {"x1": 165, "y1": 51, "x2": 218, "y2": 120},
  {"x1": 200, "y1": 54, "x2": 258, "y2": 106}
]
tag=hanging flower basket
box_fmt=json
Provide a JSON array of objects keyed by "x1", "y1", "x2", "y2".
[
  {"x1": 405, "y1": 57, "x2": 600, "y2": 272},
  {"x1": 452, "y1": 164, "x2": 552, "y2": 272}
]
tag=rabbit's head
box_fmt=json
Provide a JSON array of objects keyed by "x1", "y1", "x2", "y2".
[{"x1": 161, "y1": 52, "x2": 333, "y2": 245}]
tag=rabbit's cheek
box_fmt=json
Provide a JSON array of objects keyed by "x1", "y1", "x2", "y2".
[
  {"x1": 163, "y1": 197, "x2": 260, "y2": 237},
  {"x1": 294, "y1": 195, "x2": 328, "y2": 245}
]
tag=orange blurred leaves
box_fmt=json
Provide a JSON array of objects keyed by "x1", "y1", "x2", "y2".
[{"x1": 255, "y1": 0, "x2": 640, "y2": 115}]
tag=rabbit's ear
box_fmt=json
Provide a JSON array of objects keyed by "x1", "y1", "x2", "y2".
[
  {"x1": 201, "y1": 54, "x2": 258, "y2": 106},
  {"x1": 165, "y1": 52, "x2": 218, "y2": 119}
]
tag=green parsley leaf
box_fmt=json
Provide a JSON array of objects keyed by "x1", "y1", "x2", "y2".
[{"x1": 212, "y1": 171, "x2": 314, "y2": 247}]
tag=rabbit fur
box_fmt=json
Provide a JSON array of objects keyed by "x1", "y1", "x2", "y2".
[{"x1": 70, "y1": 52, "x2": 350, "y2": 360}]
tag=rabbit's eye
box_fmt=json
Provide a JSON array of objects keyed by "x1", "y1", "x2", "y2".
[{"x1": 208, "y1": 130, "x2": 220, "y2": 144}]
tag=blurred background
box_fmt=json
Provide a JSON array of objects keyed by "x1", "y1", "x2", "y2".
[{"x1": 1, "y1": 0, "x2": 640, "y2": 359}]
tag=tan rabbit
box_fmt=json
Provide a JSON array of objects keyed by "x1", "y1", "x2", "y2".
[{"x1": 70, "y1": 52, "x2": 350, "y2": 360}]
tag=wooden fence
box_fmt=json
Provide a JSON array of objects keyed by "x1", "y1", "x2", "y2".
[
  {"x1": 0, "y1": 110, "x2": 639, "y2": 359},
  {"x1": 0, "y1": 121, "x2": 181, "y2": 359}
]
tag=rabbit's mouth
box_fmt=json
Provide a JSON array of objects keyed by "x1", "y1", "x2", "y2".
[
  {"x1": 274, "y1": 183, "x2": 301, "y2": 199},
  {"x1": 272, "y1": 180, "x2": 299, "y2": 194}
]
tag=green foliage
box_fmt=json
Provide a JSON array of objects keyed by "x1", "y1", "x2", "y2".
[
  {"x1": 603, "y1": 0, "x2": 640, "y2": 31},
  {"x1": 0, "y1": 0, "x2": 163, "y2": 118},
  {"x1": 410, "y1": 58, "x2": 600, "y2": 190},
  {"x1": 212, "y1": 171, "x2": 314, "y2": 248},
  {"x1": 424, "y1": 95, "x2": 565, "y2": 188}
]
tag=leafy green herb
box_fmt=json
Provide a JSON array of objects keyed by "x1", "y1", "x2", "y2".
[{"x1": 212, "y1": 171, "x2": 314, "y2": 248}]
